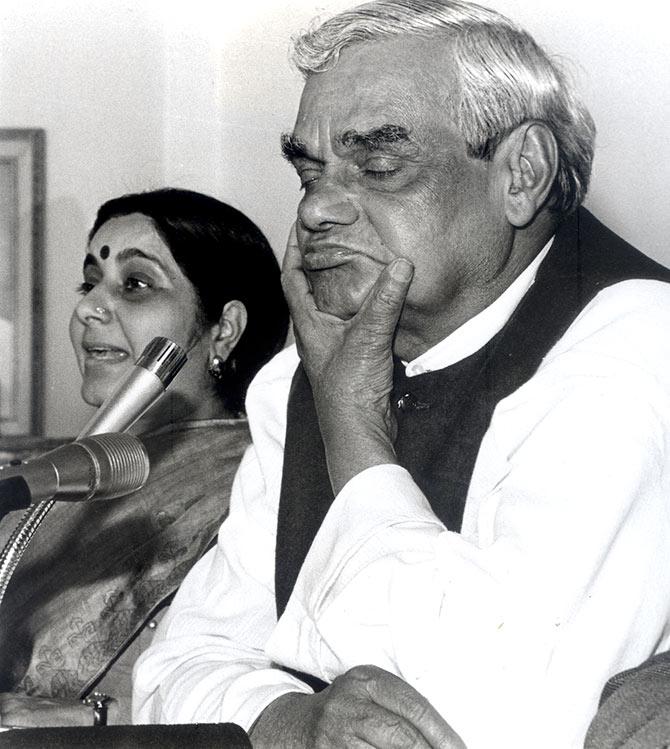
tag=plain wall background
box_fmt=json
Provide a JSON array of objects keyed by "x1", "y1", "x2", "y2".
[{"x1": 0, "y1": 0, "x2": 668, "y2": 437}]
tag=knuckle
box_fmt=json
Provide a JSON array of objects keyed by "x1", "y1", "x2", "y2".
[
  {"x1": 361, "y1": 714, "x2": 417, "y2": 749},
  {"x1": 319, "y1": 695, "x2": 340, "y2": 721},
  {"x1": 346, "y1": 664, "x2": 377, "y2": 682},
  {"x1": 375, "y1": 285, "x2": 399, "y2": 308},
  {"x1": 316, "y1": 688, "x2": 348, "y2": 722},
  {"x1": 407, "y1": 699, "x2": 432, "y2": 728},
  {"x1": 387, "y1": 721, "x2": 419, "y2": 748},
  {"x1": 347, "y1": 664, "x2": 372, "y2": 678},
  {"x1": 311, "y1": 694, "x2": 354, "y2": 748}
]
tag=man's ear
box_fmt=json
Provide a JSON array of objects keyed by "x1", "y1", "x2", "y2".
[
  {"x1": 209, "y1": 299, "x2": 248, "y2": 364},
  {"x1": 496, "y1": 122, "x2": 558, "y2": 228}
]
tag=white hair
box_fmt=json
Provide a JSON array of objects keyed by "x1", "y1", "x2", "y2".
[{"x1": 292, "y1": 0, "x2": 596, "y2": 214}]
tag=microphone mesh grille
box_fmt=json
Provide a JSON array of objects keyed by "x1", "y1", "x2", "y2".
[{"x1": 136, "y1": 337, "x2": 187, "y2": 387}]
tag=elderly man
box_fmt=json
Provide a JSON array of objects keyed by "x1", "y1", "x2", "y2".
[{"x1": 133, "y1": 1, "x2": 670, "y2": 747}]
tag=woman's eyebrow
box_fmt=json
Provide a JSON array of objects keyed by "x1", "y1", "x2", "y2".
[
  {"x1": 84, "y1": 247, "x2": 160, "y2": 269},
  {"x1": 116, "y1": 247, "x2": 160, "y2": 263}
]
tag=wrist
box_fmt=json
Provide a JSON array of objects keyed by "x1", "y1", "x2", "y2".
[
  {"x1": 250, "y1": 692, "x2": 312, "y2": 748},
  {"x1": 322, "y1": 419, "x2": 397, "y2": 496}
]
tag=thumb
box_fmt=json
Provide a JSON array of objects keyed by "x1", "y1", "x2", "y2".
[{"x1": 357, "y1": 258, "x2": 414, "y2": 337}]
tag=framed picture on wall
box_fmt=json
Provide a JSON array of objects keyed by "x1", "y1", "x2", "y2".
[{"x1": 0, "y1": 128, "x2": 45, "y2": 436}]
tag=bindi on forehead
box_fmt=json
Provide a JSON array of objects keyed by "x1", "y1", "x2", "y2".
[{"x1": 99, "y1": 245, "x2": 110, "y2": 260}]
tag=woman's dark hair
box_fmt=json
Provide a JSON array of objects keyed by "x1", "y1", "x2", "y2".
[{"x1": 90, "y1": 187, "x2": 289, "y2": 415}]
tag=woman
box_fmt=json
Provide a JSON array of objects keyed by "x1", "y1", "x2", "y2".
[{"x1": 0, "y1": 188, "x2": 288, "y2": 726}]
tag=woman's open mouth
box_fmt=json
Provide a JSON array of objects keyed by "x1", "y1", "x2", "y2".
[{"x1": 83, "y1": 344, "x2": 130, "y2": 363}]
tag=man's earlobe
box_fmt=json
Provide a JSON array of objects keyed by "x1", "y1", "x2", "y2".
[{"x1": 503, "y1": 122, "x2": 558, "y2": 228}]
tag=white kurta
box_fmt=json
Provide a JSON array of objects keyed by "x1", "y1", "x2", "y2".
[{"x1": 133, "y1": 275, "x2": 670, "y2": 749}]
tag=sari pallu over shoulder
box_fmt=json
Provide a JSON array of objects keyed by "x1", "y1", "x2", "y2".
[{"x1": 0, "y1": 418, "x2": 250, "y2": 699}]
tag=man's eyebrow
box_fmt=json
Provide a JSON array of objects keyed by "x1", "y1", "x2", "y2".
[
  {"x1": 339, "y1": 124, "x2": 413, "y2": 151},
  {"x1": 280, "y1": 125, "x2": 415, "y2": 162},
  {"x1": 281, "y1": 134, "x2": 313, "y2": 162}
]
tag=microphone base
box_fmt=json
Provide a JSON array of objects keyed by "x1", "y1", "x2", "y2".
[{"x1": 0, "y1": 723, "x2": 252, "y2": 748}]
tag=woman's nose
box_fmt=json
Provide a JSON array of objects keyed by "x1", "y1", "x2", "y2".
[
  {"x1": 297, "y1": 180, "x2": 359, "y2": 232},
  {"x1": 74, "y1": 289, "x2": 113, "y2": 325}
]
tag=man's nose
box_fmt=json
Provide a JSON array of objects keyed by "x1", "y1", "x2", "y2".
[{"x1": 298, "y1": 180, "x2": 358, "y2": 231}]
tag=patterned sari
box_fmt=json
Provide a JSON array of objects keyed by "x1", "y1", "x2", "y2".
[{"x1": 0, "y1": 418, "x2": 249, "y2": 702}]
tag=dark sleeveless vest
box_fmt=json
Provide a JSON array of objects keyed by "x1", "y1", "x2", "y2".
[{"x1": 275, "y1": 209, "x2": 670, "y2": 691}]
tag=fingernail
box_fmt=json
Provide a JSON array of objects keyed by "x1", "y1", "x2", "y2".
[{"x1": 391, "y1": 258, "x2": 414, "y2": 282}]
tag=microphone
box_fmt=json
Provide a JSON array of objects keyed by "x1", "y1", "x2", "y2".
[
  {"x1": 77, "y1": 337, "x2": 187, "y2": 438},
  {"x1": 0, "y1": 433, "x2": 150, "y2": 505}
]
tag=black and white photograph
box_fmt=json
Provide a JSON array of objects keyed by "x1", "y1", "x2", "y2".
[{"x1": 0, "y1": 1, "x2": 668, "y2": 746}]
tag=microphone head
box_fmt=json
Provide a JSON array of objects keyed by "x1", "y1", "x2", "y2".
[
  {"x1": 0, "y1": 434, "x2": 150, "y2": 504},
  {"x1": 67, "y1": 433, "x2": 150, "y2": 501},
  {"x1": 136, "y1": 337, "x2": 187, "y2": 388},
  {"x1": 77, "y1": 338, "x2": 187, "y2": 439}
]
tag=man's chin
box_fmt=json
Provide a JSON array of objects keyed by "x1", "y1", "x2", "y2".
[
  {"x1": 310, "y1": 275, "x2": 371, "y2": 320},
  {"x1": 312, "y1": 290, "x2": 360, "y2": 320}
]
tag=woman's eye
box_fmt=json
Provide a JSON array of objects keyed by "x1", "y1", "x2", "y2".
[
  {"x1": 76, "y1": 281, "x2": 95, "y2": 295},
  {"x1": 123, "y1": 276, "x2": 151, "y2": 293}
]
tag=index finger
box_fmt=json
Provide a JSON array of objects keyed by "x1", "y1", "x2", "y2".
[
  {"x1": 281, "y1": 222, "x2": 318, "y2": 322},
  {"x1": 281, "y1": 222, "x2": 302, "y2": 275},
  {"x1": 354, "y1": 258, "x2": 414, "y2": 342}
]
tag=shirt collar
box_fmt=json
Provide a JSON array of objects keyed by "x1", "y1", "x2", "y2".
[{"x1": 404, "y1": 237, "x2": 554, "y2": 377}]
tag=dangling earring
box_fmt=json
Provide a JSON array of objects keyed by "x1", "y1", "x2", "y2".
[{"x1": 208, "y1": 355, "x2": 226, "y2": 381}]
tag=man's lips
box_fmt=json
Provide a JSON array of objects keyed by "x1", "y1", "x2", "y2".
[{"x1": 301, "y1": 248, "x2": 359, "y2": 272}]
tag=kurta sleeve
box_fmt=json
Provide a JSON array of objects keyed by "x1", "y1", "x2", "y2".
[{"x1": 132, "y1": 346, "x2": 311, "y2": 730}]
